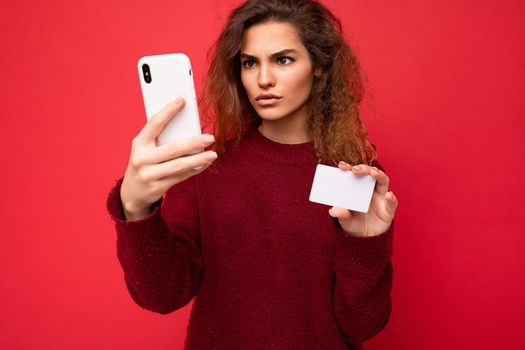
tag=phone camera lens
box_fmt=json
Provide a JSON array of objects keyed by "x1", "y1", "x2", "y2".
[{"x1": 142, "y1": 64, "x2": 152, "y2": 84}]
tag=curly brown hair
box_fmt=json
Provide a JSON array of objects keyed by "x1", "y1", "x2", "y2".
[{"x1": 200, "y1": 0, "x2": 377, "y2": 166}]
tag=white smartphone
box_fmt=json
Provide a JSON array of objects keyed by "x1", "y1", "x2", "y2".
[{"x1": 137, "y1": 53, "x2": 202, "y2": 146}]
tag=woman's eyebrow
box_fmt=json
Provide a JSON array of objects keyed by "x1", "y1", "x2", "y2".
[
  {"x1": 270, "y1": 49, "x2": 298, "y2": 59},
  {"x1": 240, "y1": 49, "x2": 299, "y2": 60}
]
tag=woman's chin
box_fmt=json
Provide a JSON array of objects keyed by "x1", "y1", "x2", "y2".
[{"x1": 256, "y1": 112, "x2": 285, "y2": 122}]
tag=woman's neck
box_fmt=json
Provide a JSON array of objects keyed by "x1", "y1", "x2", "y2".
[{"x1": 257, "y1": 111, "x2": 310, "y2": 144}]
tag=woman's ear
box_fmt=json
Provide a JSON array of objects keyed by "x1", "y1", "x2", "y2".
[{"x1": 314, "y1": 67, "x2": 322, "y2": 78}]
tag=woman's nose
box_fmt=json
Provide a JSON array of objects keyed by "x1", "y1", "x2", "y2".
[{"x1": 257, "y1": 64, "x2": 275, "y2": 88}]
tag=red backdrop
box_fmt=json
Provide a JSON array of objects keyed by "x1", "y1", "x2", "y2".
[{"x1": 1, "y1": 0, "x2": 523, "y2": 349}]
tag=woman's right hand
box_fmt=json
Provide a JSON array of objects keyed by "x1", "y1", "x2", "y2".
[{"x1": 120, "y1": 97, "x2": 217, "y2": 221}]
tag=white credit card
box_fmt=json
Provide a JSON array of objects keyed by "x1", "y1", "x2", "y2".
[{"x1": 309, "y1": 164, "x2": 376, "y2": 213}]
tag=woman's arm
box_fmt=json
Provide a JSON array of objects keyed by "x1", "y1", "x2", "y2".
[
  {"x1": 107, "y1": 176, "x2": 203, "y2": 314},
  {"x1": 332, "y1": 224, "x2": 394, "y2": 345},
  {"x1": 327, "y1": 160, "x2": 397, "y2": 344}
]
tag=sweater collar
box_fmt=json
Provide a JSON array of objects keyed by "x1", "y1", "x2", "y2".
[{"x1": 242, "y1": 128, "x2": 319, "y2": 165}]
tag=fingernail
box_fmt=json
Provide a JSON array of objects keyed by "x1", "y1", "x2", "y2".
[
  {"x1": 203, "y1": 134, "x2": 215, "y2": 143},
  {"x1": 173, "y1": 97, "x2": 183, "y2": 105},
  {"x1": 352, "y1": 165, "x2": 361, "y2": 171},
  {"x1": 204, "y1": 151, "x2": 217, "y2": 161}
]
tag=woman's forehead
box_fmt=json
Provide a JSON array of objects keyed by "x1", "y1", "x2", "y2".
[{"x1": 240, "y1": 22, "x2": 305, "y2": 56}]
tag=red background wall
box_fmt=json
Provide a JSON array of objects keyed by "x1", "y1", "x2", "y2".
[{"x1": 1, "y1": 0, "x2": 523, "y2": 349}]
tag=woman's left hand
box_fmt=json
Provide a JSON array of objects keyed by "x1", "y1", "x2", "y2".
[{"x1": 329, "y1": 162, "x2": 399, "y2": 237}]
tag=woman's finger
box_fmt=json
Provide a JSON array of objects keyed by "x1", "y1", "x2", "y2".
[
  {"x1": 141, "y1": 150, "x2": 218, "y2": 181},
  {"x1": 370, "y1": 167, "x2": 390, "y2": 195},
  {"x1": 385, "y1": 191, "x2": 399, "y2": 217},
  {"x1": 158, "y1": 161, "x2": 212, "y2": 190},
  {"x1": 350, "y1": 164, "x2": 389, "y2": 195},
  {"x1": 328, "y1": 206, "x2": 352, "y2": 220},
  {"x1": 338, "y1": 161, "x2": 352, "y2": 171},
  {"x1": 134, "y1": 97, "x2": 186, "y2": 145},
  {"x1": 145, "y1": 134, "x2": 215, "y2": 164},
  {"x1": 350, "y1": 163, "x2": 371, "y2": 174}
]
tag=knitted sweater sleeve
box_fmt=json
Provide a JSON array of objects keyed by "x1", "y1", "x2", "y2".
[
  {"x1": 106, "y1": 177, "x2": 203, "y2": 314},
  {"x1": 333, "y1": 224, "x2": 394, "y2": 345},
  {"x1": 332, "y1": 160, "x2": 394, "y2": 345}
]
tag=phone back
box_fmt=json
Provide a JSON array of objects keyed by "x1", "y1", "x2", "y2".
[{"x1": 138, "y1": 53, "x2": 201, "y2": 146}]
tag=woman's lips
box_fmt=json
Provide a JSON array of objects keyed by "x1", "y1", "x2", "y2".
[{"x1": 255, "y1": 97, "x2": 281, "y2": 106}]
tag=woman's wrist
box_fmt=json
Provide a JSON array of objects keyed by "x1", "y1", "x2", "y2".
[{"x1": 122, "y1": 200, "x2": 153, "y2": 221}]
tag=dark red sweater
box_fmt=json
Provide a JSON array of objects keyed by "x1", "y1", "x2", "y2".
[{"x1": 107, "y1": 129, "x2": 394, "y2": 349}]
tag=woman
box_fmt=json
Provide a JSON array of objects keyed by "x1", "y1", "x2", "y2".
[{"x1": 107, "y1": 0, "x2": 398, "y2": 349}]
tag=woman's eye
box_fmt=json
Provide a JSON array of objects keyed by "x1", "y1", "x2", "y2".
[
  {"x1": 277, "y1": 57, "x2": 294, "y2": 65},
  {"x1": 242, "y1": 60, "x2": 256, "y2": 68}
]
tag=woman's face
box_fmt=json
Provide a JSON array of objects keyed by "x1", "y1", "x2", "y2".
[{"x1": 240, "y1": 21, "x2": 317, "y2": 126}]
